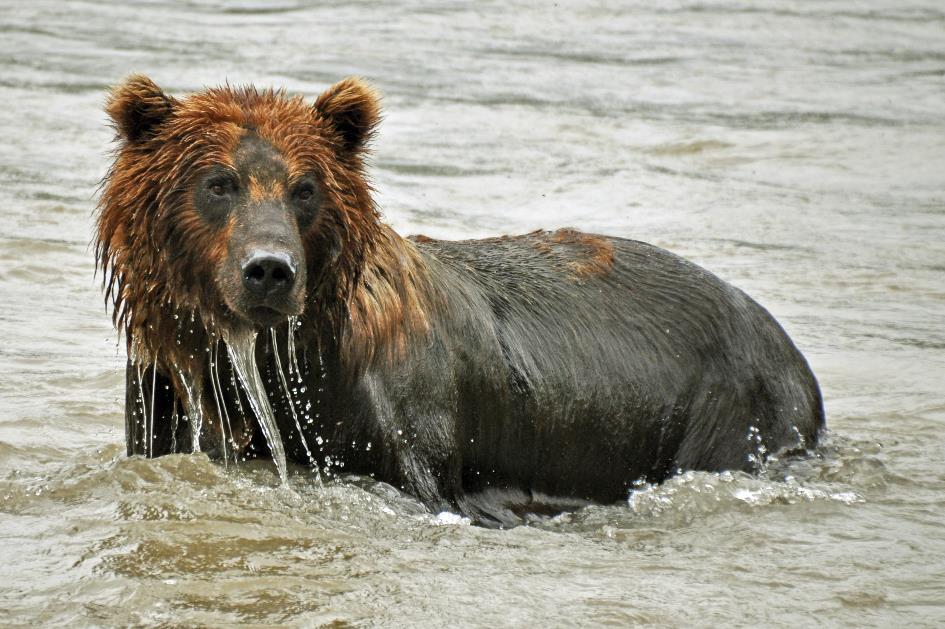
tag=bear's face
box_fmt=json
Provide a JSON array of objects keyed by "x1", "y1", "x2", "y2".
[
  {"x1": 194, "y1": 132, "x2": 311, "y2": 328},
  {"x1": 98, "y1": 76, "x2": 382, "y2": 357}
]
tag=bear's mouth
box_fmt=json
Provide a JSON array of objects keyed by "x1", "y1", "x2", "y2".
[{"x1": 247, "y1": 305, "x2": 290, "y2": 328}]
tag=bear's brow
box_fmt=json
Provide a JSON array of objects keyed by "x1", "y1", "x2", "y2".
[{"x1": 233, "y1": 134, "x2": 288, "y2": 181}]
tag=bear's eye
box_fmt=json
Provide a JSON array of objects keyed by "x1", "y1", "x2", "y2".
[
  {"x1": 294, "y1": 184, "x2": 316, "y2": 202},
  {"x1": 207, "y1": 177, "x2": 235, "y2": 197}
]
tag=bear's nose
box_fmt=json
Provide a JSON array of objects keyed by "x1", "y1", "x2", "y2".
[{"x1": 241, "y1": 251, "x2": 296, "y2": 299}]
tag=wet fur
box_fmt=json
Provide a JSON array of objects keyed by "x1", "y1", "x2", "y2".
[{"x1": 100, "y1": 77, "x2": 825, "y2": 527}]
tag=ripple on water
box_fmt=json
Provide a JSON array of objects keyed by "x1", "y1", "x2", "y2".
[{"x1": 534, "y1": 434, "x2": 888, "y2": 537}]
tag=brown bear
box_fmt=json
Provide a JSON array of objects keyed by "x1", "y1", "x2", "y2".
[{"x1": 97, "y1": 75, "x2": 824, "y2": 526}]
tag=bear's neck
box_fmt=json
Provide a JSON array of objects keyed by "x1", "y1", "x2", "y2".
[{"x1": 339, "y1": 224, "x2": 438, "y2": 370}]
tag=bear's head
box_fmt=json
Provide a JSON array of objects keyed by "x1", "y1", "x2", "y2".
[{"x1": 97, "y1": 75, "x2": 383, "y2": 369}]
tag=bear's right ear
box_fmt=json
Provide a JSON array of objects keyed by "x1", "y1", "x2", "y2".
[
  {"x1": 313, "y1": 77, "x2": 381, "y2": 156},
  {"x1": 106, "y1": 75, "x2": 176, "y2": 143}
]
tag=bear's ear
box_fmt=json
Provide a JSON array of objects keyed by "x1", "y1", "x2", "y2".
[
  {"x1": 313, "y1": 77, "x2": 381, "y2": 155},
  {"x1": 106, "y1": 74, "x2": 176, "y2": 143}
]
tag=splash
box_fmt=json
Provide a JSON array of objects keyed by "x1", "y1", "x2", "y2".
[
  {"x1": 746, "y1": 425, "x2": 769, "y2": 473},
  {"x1": 225, "y1": 330, "x2": 289, "y2": 485}
]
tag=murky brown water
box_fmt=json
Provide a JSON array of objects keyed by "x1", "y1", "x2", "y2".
[{"x1": 2, "y1": 1, "x2": 944, "y2": 626}]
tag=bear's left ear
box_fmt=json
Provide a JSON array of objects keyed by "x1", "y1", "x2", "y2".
[
  {"x1": 313, "y1": 77, "x2": 381, "y2": 155},
  {"x1": 106, "y1": 74, "x2": 177, "y2": 144}
]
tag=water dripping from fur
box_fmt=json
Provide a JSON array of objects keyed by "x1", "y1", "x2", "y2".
[
  {"x1": 270, "y1": 327, "x2": 319, "y2": 480},
  {"x1": 208, "y1": 340, "x2": 232, "y2": 467},
  {"x1": 134, "y1": 364, "x2": 148, "y2": 455},
  {"x1": 286, "y1": 315, "x2": 301, "y2": 376},
  {"x1": 177, "y1": 368, "x2": 204, "y2": 454},
  {"x1": 225, "y1": 330, "x2": 289, "y2": 485},
  {"x1": 149, "y1": 356, "x2": 157, "y2": 459}
]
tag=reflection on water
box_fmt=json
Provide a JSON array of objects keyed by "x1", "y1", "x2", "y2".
[{"x1": 1, "y1": 0, "x2": 944, "y2": 626}]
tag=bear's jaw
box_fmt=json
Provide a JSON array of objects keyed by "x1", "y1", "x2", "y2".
[
  {"x1": 246, "y1": 305, "x2": 292, "y2": 329},
  {"x1": 218, "y1": 297, "x2": 304, "y2": 332}
]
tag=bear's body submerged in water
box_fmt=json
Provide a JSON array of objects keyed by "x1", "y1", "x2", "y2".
[{"x1": 97, "y1": 76, "x2": 824, "y2": 526}]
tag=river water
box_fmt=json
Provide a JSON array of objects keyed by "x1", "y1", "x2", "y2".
[{"x1": 1, "y1": 0, "x2": 944, "y2": 626}]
